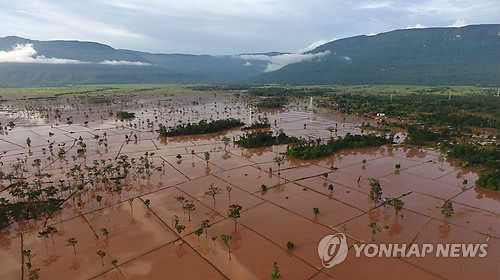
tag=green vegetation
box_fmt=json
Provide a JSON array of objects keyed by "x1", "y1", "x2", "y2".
[
  {"x1": 116, "y1": 111, "x2": 136, "y2": 119},
  {"x1": 241, "y1": 118, "x2": 271, "y2": 130},
  {"x1": 447, "y1": 143, "x2": 499, "y2": 191},
  {"x1": 157, "y1": 118, "x2": 244, "y2": 137},
  {"x1": 360, "y1": 122, "x2": 390, "y2": 133},
  {"x1": 287, "y1": 133, "x2": 393, "y2": 160},
  {"x1": 235, "y1": 130, "x2": 299, "y2": 148},
  {"x1": 271, "y1": 262, "x2": 282, "y2": 280},
  {"x1": 256, "y1": 96, "x2": 288, "y2": 108},
  {"x1": 441, "y1": 200, "x2": 454, "y2": 218}
]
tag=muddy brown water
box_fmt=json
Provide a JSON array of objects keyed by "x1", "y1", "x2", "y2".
[{"x1": 0, "y1": 94, "x2": 498, "y2": 280}]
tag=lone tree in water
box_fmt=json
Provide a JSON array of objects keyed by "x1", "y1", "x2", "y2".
[
  {"x1": 229, "y1": 204, "x2": 242, "y2": 231},
  {"x1": 368, "y1": 178, "x2": 383, "y2": 207},
  {"x1": 96, "y1": 250, "x2": 106, "y2": 266},
  {"x1": 273, "y1": 156, "x2": 285, "y2": 175},
  {"x1": 172, "y1": 215, "x2": 186, "y2": 236},
  {"x1": 221, "y1": 136, "x2": 231, "y2": 151},
  {"x1": 66, "y1": 237, "x2": 78, "y2": 255},
  {"x1": 194, "y1": 228, "x2": 203, "y2": 241},
  {"x1": 441, "y1": 200, "x2": 454, "y2": 218},
  {"x1": 205, "y1": 185, "x2": 222, "y2": 206},
  {"x1": 204, "y1": 152, "x2": 211, "y2": 165},
  {"x1": 201, "y1": 219, "x2": 210, "y2": 238},
  {"x1": 368, "y1": 222, "x2": 381, "y2": 241},
  {"x1": 313, "y1": 207, "x2": 320, "y2": 216},
  {"x1": 221, "y1": 234, "x2": 233, "y2": 260},
  {"x1": 271, "y1": 261, "x2": 282, "y2": 279},
  {"x1": 183, "y1": 200, "x2": 196, "y2": 221}
]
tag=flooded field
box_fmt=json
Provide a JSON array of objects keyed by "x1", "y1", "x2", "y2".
[{"x1": 0, "y1": 92, "x2": 498, "y2": 280}]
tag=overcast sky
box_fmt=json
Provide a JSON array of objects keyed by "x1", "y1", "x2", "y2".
[{"x1": 0, "y1": 0, "x2": 498, "y2": 55}]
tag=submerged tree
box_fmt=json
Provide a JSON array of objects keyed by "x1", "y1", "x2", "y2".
[
  {"x1": 194, "y1": 228, "x2": 204, "y2": 241},
  {"x1": 368, "y1": 222, "x2": 381, "y2": 241},
  {"x1": 273, "y1": 156, "x2": 285, "y2": 175},
  {"x1": 221, "y1": 234, "x2": 233, "y2": 259},
  {"x1": 368, "y1": 178, "x2": 382, "y2": 206},
  {"x1": 205, "y1": 185, "x2": 222, "y2": 206},
  {"x1": 101, "y1": 228, "x2": 109, "y2": 239},
  {"x1": 221, "y1": 136, "x2": 231, "y2": 151},
  {"x1": 204, "y1": 152, "x2": 211, "y2": 165},
  {"x1": 271, "y1": 261, "x2": 282, "y2": 280},
  {"x1": 183, "y1": 200, "x2": 196, "y2": 221},
  {"x1": 313, "y1": 207, "x2": 320, "y2": 216},
  {"x1": 229, "y1": 204, "x2": 242, "y2": 231},
  {"x1": 66, "y1": 237, "x2": 78, "y2": 255},
  {"x1": 172, "y1": 215, "x2": 185, "y2": 236},
  {"x1": 201, "y1": 219, "x2": 210, "y2": 238},
  {"x1": 441, "y1": 200, "x2": 454, "y2": 218},
  {"x1": 96, "y1": 250, "x2": 106, "y2": 266}
]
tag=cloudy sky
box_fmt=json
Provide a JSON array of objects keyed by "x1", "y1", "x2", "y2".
[{"x1": 0, "y1": 0, "x2": 498, "y2": 55}]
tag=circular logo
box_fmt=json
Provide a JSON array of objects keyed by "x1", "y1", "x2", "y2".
[{"x1": 318, "y1": 233, "x2": 349, "y2": 268}]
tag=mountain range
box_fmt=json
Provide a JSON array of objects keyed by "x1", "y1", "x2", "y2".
[{"x1": 0, "y1": 24, "x2": 498, "y2": 87}]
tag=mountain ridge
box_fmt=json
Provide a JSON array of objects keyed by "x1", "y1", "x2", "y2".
[{"x1": 1, "y1": 24, "x2": 499, "y2": 87}]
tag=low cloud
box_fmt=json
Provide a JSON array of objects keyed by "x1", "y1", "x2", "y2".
[
  {"x1": 407, "y1": 24, "x2": 426, "y2": 29},
  {"x1": 341, "y1": 56, "x2": 352, "y2": 62},
  {"x1": 297, "y1": 39, "x2": 333, "y2": 53},
  {"x1": 0, "y1": 44, "x2": 152, "y2": 66},
  {"x1": 448, "y1": 19, "x2": 467, "y2": 28},
  {"x1": 99, "y1": 60, "x2": 151, "y2": 66},
  {"x1": 238, "y1": 51, "x2": 330, "y2": 72},
  {"x1": 0, "y1": 43, "x2": 85, "y2": 64}
]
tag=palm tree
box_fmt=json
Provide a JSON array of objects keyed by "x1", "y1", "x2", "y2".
[
  {"x1": 46, "y1": 226, "x2": 58, "y2": 246},
  {"x1": 96, "y1": 250, "x2": 106, "y2": 266},
  {"x1": 183, "y1": 200, "x2": 196, "y2": 221},
  {"x1": 111, "y1": 259, "x2": 118, "y2": 270},
  {"x1": 221, "y1": 234, "x2": 232, "y2": 259},
  {"x1": 201, "y1": 219, "x2": 210, "y2": 238},
  {"x1": 194, "y1": 228, "x2": 203, "y2": 241},
  {"x1": 38, "y1": 230, "x2": 49, "y2": 249},
  {"x1": 66, "y1": 237, "x2": 78, "y2": 255}
]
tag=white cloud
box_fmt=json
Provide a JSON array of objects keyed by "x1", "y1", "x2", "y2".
[
  {"x1": 297, "y1": 39, "x2": 333, "y2": 53},
  {"x1": 358, "y1": 1, "x2": 392, "y2": 9},
  {"x1": 341, "y1": 56, "x2": 352, "y2": 62},
  {"x1": 238, "y1": 51, "x2": 330, "y2": 72},
  {"x1": 0, "y1": 43, "x2": 85, "y2": 64},
  {"x1": 99, "y1": 60, "x2": 151, "y2": 66},
  {"x1": 407, "y1": 24, "x2": 426, "y2": 29},
  {"x1": 448, "y1": 19, "x2": 467, "y2": 27},
  {"x1": 243, "y1": 61, "x2": 252, "y2": 66}
]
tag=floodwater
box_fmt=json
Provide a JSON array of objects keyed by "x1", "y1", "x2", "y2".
[{"x1": 0, "y1": 93, "x2": 498, "y2": 280}]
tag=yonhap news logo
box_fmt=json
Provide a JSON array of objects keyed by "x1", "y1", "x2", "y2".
[
  {"x1": 317, "y1": 233, "x2": 349, "y2": 268},
  {"x1": 318, "y1": 234, "x2": 488, "y2": 268}
]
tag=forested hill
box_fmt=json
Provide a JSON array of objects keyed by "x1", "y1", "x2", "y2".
[
  {"x1": 255, "y1": 24, "x2": 500, "y2": 86},
  {"x1": 0, "y1": 24, "x2": 499, "y2": 87}
]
